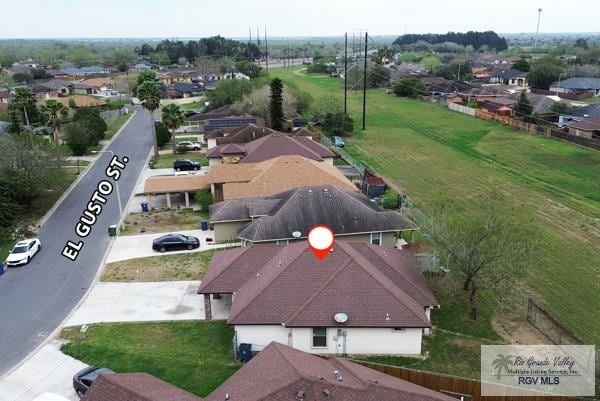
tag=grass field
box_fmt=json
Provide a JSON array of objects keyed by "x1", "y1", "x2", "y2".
[
  {"x1": 270, "y1": 67, "x2": 600, "y2": 346},
  {"x1": 101, "y1": 250, "x2": 215, "y2": 282},
  {"x1": 60, "y1": 321, "x2": 238, "y2": 397}
]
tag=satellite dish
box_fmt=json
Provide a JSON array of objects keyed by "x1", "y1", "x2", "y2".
[
  {"x1": 292, "y1": 231, "x2": 302, "y2": 238},
  {"x1": 334, "y1": 312, "x2": 348, "y2": 324}
]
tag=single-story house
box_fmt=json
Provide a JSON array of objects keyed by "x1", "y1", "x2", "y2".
[
  {"x1": 143, "y1": 155, "x2": 357, "y2": 207},
  {"x1": 479, "y1": 97, "x2": 517, "y2": 116},
  {"x1": 173, "y1": 82, "x2": 204, "y2": 98},
  {"x1": 420, "y1": 76, "x2": 473, "y2": 95},
  {"x1": 565, "y1": 118, "x2": 600, "y2": 140},
  {"x1": 82, "y1": 372, "x2": 202, "y2": 401},
  {"x1": 204, "y1": 124, "x2": 276, "y2": 150},
  {"x1": 198, "y1": 241, "x2": 439, "y2": 355},
  {"x1": 209, "y1": 184, "x2": 416, "y2": 244},
  {"x1": 550, "y1": 77, "x2": 600, "y2": 97},
  {"x1": 207, "y1": 132, "x2": 334, "y2": 166},
  {"x1": 207, "y1": 342, "x2": 456, "y2": 401},
  {"x1": 70, "y1": 82, "x2": 95, "y2": 95},
  {"x1": 81, "y1": 77, "x2": 115, "y2": 90},
  {"x1": 490, "y1": 69, "x2": 527, "y2": 87},
  {"x1": 38, "y1": 79, "x2": 70, "y2": 96},
  {"x1": 206, "y1": 155, "x2": 357, "y2": 202}
]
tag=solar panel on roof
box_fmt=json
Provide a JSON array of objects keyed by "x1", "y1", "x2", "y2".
[{"x1": 205, "y1": 117, "x2": 257, "y2": 132}]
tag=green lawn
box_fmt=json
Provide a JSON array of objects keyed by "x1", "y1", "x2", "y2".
[
  {"x1": 179, "y1": 101, "x2": 206, "y2": 110},
  {"x1": 60, "y1": 321, "x2": 239, "y2": 397},
  {"x1": 270, "y1": 67, "x2": 600, "y2": 346},
  {"x1": 151, "y1": 152, "x2": 208, "y2": 169},
  {"x1": 102, "y1": 250, "x2": 215, "y2": 282},
  {"x1": 105, "y1": 113, "x2": 132, "y2": 139}
]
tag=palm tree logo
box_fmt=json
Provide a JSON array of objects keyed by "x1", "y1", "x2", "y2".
[{"x1": 492, "y1": 354, "x2": 513, "y2": 379}]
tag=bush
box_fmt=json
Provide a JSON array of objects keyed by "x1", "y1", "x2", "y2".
[
  {"x1": 73, "y1": 108, "x2": 107, "y2": 145},
  {"x1": 382, "y1": 188, "x2": 399, "y2": 209},
  {"x1": 195, "y1": 189, "x2": 213, "y2": 210},
  {"x1": 392, "y1": 77, "x2": 425, "y2": 98},
  {"x1": 155, "y1": 123, "x2": 171, "y2": 147},
  {"x1": 306, "y1": 63, "x2": 335, "y2": 74},
  {"x1": 64, "y1": 122, "x2": 93, "y2": 156},
  {"x1": 321, "y1": 112, "x2": 354, "y2": 137}
]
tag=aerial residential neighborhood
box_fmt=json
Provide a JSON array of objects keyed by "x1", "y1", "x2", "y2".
[{"x1": 0, "y1": 1, "x2": 598, "y2": 401}]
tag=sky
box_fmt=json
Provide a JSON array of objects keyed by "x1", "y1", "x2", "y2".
[{"x1": 1, "y1": 0, "x2": 599, "y2": 39}]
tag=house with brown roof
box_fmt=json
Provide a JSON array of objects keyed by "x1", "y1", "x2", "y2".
[
  {"x1": 82, "y1": 372, "x2": 202, "y2": 401},
  {"x1": 209, "y1": 185, "x2": 416, "y2": 244},
  {"x1": 198, "y1": 241, "x2": 438, "y2": 355},
  {"x1": 565, "y1": 118, "x2": 600, "y2": 140},
  {"x1": 206, "y1": 155, "x2": 357, "y2": 202},
  {"x1": 207, "y1": 342, "x2": 455, "y2": 401},
  {"x1": 204, "y1": 124, "x2": 275, "y2": 149},
  {"x1": 207, "y1": 132, "x2": 334, "y2": 166},
  {"x1": 143, "y1": 155, "x2": 356, "y2": 207}
]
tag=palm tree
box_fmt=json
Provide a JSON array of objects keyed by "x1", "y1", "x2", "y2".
[
  {"x1": 161, "y1": 104, "x2": 186, "y2": 154},
  {"x1": 492, "y1": 354, "x2": 513, "y2": 379},
  {"x1": 39, "y1": 99, "x2": 68, "y2": 142},
  {"x1": 136, "y1": 80, "x2": 162, "y2": 158},
  {"x1": 11, "y1": 87, "x2": 38, "y2": 129}
]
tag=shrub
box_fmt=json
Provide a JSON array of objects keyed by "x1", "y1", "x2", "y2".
[
  {"x1": 64, "y1": 122, "x2": 92, "y2": 156},
  {"x1": 382, "y1": 188, "x2": 399, "y2": 209},
  {"x1": 392, "y1": 77, "x2": 425, "y2": 98},
  {"x1": 321, "y1": 112, "x2": 354, "y2": 137},
  {"x1": 195, "y1": 189, "x2": 213, "y2": 210},
  {"x1": 155, "y1": 123, "x2": 171, "y2": 147}
]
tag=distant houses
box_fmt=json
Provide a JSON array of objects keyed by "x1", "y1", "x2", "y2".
[{"x1": 550, "y1": 77, "x2": 600, "y2": 98}]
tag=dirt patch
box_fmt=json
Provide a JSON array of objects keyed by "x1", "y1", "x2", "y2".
[
  {"x1": 122, "y1": 209, "x2": 207, "y2": 235},
  {"x1": 493, "y1": 316, "x2": 551, "y2": 345}
]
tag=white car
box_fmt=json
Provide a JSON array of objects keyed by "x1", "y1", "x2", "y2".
[
  {"x1": 178, "y1": 141, "x2": 201, "y2": 151},
  {"x1": 5, "y1": 238, "x2": 42, "y2": 267}
]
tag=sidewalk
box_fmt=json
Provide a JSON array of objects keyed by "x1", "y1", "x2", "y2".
[{"x1": 0, "y1": 341, "x2": 85, "y2": 401}]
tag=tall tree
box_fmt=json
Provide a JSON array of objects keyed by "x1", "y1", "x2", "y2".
[
  {"x1": 10, "y1": 87, "x2": 38, "y2": 129},
  {"x1": 39, "y1": 99, "x2": 68, "y2": 142},
  {"x1": 513, "y1": 91, "x2": 534, "y2": 122},
  {"x1": 136, "y1": 80, "x2": 162, "y2": 158},
  {"x1": 429, "y1": 193, "x2": 536, "y2": 320},
  {"x1": 269, "y1": 78, "x2": 284, "y2": 130},
  {"x1": 161, "y1": 104, "x2": 186, "y2": 154}
]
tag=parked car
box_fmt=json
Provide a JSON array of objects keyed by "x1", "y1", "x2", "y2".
[
  {"x1": 173, "y1": 159, "x2": 201, "y2": 171},
  {"x1": 5, "y1": 238, "x2": 41, "y2": 267},
  {"x1": 152, "y1": 233, "x2": 200, "y2": 252},
  {"x1": 178, "y1": 141, "x2": 201, "y2": 151},
  {"x1": 73, "y1": 366, "x2": 115, "y2": 397},
  {"x1": 332, "y1": 136, "x2": 345, "y2": 147}
]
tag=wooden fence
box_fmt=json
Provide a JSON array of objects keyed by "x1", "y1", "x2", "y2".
[{"x1": 355, "y1": 361, "x2": 590, "y2": 401}]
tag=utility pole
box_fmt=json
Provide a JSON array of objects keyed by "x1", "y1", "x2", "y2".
[
  {"x1": 264, "y1": 27, "x2": 269, "y2": 72},
  {"x1": 362, "y1": 32, "x2": 368, "y2": 130},
  {"x1": 344, "y1": 32, "x2": 348, "y2": 115},
  {"x1": 256, "y1": 26, "x2": 261, "y2": 67},
  {"x1": 249, "y1": 26, "x2": 252, "y2": 61},
  {"x1": 457, "y1": 63, "x2": 461, "y2": 81},
  {"x1": 535, "y1": 8, "x2": 543, "y2": 48}
]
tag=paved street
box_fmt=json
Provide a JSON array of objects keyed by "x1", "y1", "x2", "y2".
[{"x1": 0, "y1": 106, "x2": 154, "y2": 377}]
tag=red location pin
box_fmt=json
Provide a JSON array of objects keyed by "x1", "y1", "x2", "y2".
[{"x1": 307, "y1": 225, "x2": 335, "y2": 261}]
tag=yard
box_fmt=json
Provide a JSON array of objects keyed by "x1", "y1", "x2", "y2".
[
  {"x1": 270, "y1": 67, "x2": 600, "y2": 347},
  {"x1": 101, "y1": 250, "x2": 215, "y2": 281},
  {"x1": 121, "y1": 209, "x2": 208, "y2": 235},
  {"x1": 105, "y1": 113, "x2": 132, "y2": 139},
  {"x1": 60, "y1": 321, "x2": 239, "y2": 397}
]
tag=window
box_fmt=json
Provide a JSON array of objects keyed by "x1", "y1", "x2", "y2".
[
  {"x1": 370, "y1": 232, "x2": 381, "y2": 246},
  {"x1": 312, "y1": 328, "x2": 327, "y2": 347}
]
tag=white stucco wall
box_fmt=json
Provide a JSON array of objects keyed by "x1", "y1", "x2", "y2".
[
  {"x1": 208, "y1": 158, "x2": 222, "y2": 167},
  {"x1": 207, "y1": 138, "x2": 217, "y2": 149},
  {"x1": 234, "y1": 325, "x2": 423, "y2": 355}
]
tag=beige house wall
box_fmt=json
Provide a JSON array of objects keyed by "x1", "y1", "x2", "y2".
[{"x1": 213, "y1": 221, "x2": 250, "y2": 243}]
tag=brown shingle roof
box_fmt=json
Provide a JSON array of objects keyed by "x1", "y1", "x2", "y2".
[
  {"x1": 82, "y1": 372, "x2": 202, "y2": 401},
  {"x1": 205, "y1": 342, "x2": 455, "y2": 401},
  {"x1": 198, "y1": 242, "x2": 437, "y2": 328},
  {"x1": 566, "y1": 118, "x2": 600, "y2": 131},
  {"x1": 144, "y1": 174, "x2": 209, "y2": 194},
  {"x1": 207, "y1": 155, "x2": 357, "y2": 200},
  {"x1": 207, "y1": 133, "x2": 334, "y2": 163},
  {"x1": 215, "y1": 124, "x2": 276, "y2": 145},
  {"x1": 208, "y1": 185, "x2": 415, "y2": 242}
]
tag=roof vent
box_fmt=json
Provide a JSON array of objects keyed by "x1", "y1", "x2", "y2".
[
  {"x1": 295, "y1": 390, "x2": 305, "y2": 400},
  {"x1": 323, "y1": 389, "x2": 331, "y2": 397},
  {"x1": 324, "y1": 188, "x2": 328, "y2": 192},
  {"x1": 292, "y1": 231, "x2": 302, "y2": 238},
  {"x1": 334, "y1": 370, "x2": 343, "y2": 381},
  {"x1": 256, "y1": 273, "x2": 260, "y2": 278},
  {"x1": 225, "y1": 394, "x2": 230, "y2": 400},
  {"x1": 385, "y1": 312, "x2": 391, "y2": 321},
  {"x1": 308, "y1": 189, "x2": 312, "y2": 193}
]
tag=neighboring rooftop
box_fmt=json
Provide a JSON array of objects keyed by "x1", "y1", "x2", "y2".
[
  {"x1": 566, "y1": 117, "x2": 600, "y2": 131},
  {"x1": 206, "y1": 342, "x2": 455, "y2": 401},
  {"x1": 206, "y1": 155, "x2": 357, "y2": 200},
  {"x1": 209, "y1": 185, "x2": 415, "y2": 242},
  {"x1": 570, "y1": 103, "x2": 600, "y2": 119},
  {"x1": 207, "y1": 132, "x2": 333, "y2": 163},
  {"x1": 198, "y1": 241, "x2": 437, "y2": 328},
  {"x1": 551, "y1": 77, "x2": 600, "y2": 90},
  {"x1": 82, "y1": 372, "x2": 202, "y2": 401}
]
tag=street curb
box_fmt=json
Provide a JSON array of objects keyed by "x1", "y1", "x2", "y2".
[
  {"x1": 0, "y1": 110, "x2": 137, "y2": 382},
  {"x1": 37, "y1": 110, "x2": 137, "y2": 228}
]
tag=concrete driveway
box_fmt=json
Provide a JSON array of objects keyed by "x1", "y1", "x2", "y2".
[
  {"x1": 106, "y1": 229, "x2": 235, "y2": 263},
  {"x1": 0, "y1": 341, "x2": 85, "y2": 401},
  {"x1": 64, "y1": 280, "x2": 226, "y2": 326}
]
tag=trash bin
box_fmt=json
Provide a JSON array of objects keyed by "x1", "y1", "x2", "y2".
[
  {"x1": 0, "y1": 262, "x2": 4, "y2": 276},
  {"x1": 239, "y1": 343, "x2": 252, "y2": 363},
  {"x1": 200, "y1": 220, "x2": 209, "y2": 231},
  {"x1": 108, "y1": 224, "x2": 118, "y2": 237},
  {"x1": 141, "y1": 202, "x2": 149, "y2": 213}
]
